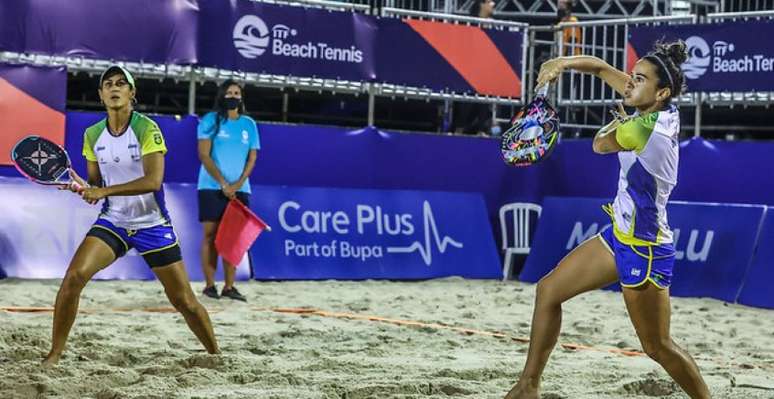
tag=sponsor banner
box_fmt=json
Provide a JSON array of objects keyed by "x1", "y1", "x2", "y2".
[
  {"x1": 0, "y1": 0, "x2": 197, "y2": 64},
  {"x1": 198, "y1": 0, "x2": 377, "y2": 81},
  {"x1": 628, "y1": 21, "x2": 774, "y2": 92},
  {"x1": 521, "y1": 197, "x2": 765, "y2": 302},
  {"x1": 0, "y1": 64, "x2": 66, "y2": 165},
  {"x1": 248, "y1": 186, "x2": 501, "y2": 280},
  {"x1": 197, "y1": 0, "x2": 522, "y2": 96},
  {"x1": 0, "y1": 177, "x2": 250, "y2": 281},
  {"x1": 736, "y1": 208, "x2": 774, "y2": 309},
  {"x1": 376, "y1": 18, "x2": 523, "y2": 97}
]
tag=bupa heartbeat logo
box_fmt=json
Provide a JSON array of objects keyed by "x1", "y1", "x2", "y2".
[
  {"x1": 385, "y1": 201, "x2": 463, "y2": 266},
  {"x1": 278, "y1": 200, "x2": 463, "y2": 265}
]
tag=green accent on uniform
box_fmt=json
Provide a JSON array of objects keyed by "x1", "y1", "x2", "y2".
[
  {"x1": 616, "y1": 112, "x2": 658, "y2": 153},
  {"x1": 82, "y1": 119, "x2": 107, "y2": 162},
  {"x1": 130, "y1": 112, "x2": 167, "y2": 156}
]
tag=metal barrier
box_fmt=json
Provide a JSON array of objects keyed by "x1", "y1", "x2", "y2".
[{"x1": 721, "y1": 0, "x2": 774, "y2": 13}]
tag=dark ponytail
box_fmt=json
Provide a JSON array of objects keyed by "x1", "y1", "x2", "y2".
[{"x1": 644, "y1": 40, "x2": 688, "y2": 102}]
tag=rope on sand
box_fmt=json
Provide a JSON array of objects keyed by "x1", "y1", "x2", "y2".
[{"x1": 0, "y1": 305, "x2": 645, "y2": 357}]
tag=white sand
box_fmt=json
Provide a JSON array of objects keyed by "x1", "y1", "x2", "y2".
[{"x1": 0, "y1": 278, "x2": 772, "y2": 399}]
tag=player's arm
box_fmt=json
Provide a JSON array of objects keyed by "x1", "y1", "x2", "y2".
[
  {"x1": 537, "y1": 55, "x2": 629, "y2": 96},
  {"x1": 81, "y1": 122, "x2": 167, "y2": 202},
  {"x1": 592, "y1": 119, "x2": 625, "y2": 154},
  {"x1": 593, "y1": 103, "x2": 649, "y2": 155},
  {"x1": 85, "y1": 161, "x2": 102, "y2": 187}
]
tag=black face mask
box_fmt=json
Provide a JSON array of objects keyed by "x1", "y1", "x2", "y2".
[
  {"x1": 557, "y1": 8, "x2": 570, "y2": 20},
  {"x1": 223, "y1": 97, "x2": 241, "y2": 111}
]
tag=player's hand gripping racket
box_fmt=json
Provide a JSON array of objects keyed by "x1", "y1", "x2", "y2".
[
  {"x1": 11, "y1": 135, "x2": 86, "y2": 191},
  {"x1": 500, "y1": 83, "x2": 560, "y2": 167}
]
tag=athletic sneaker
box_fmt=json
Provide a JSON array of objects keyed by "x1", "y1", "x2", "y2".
[
  {"x1": 202, "y1": 285, "x2": 220, "y2": 299},
  {"x1": 221, "y1": 286, "x2": 246, "y2": 302}
]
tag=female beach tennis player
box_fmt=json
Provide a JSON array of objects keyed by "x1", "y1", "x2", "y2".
[
  {"x1": 505, "y1": 41, "x2": 711, "y2": 399},
  {"x1": 42, "y1": 65, "x2": 219, "y2": 366}
]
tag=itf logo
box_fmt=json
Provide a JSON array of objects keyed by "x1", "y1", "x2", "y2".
[
  {"x1": 683, "y1": 36, "x2": 711, "y2": 79},
  {"x1": 233, "y1": 15, "x2": 270, "y2": 58},
  {"x1": 232, "y1": 13, "x2": 363, "y2": 63}
]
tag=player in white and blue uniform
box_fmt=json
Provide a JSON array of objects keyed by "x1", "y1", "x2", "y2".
[
  {"x1": 505, "y1": 42, "x2": 711, "y2": 399},
  {"x1": 43, "y1": 66, "x2": 220, "y2": 366},
  {"x1": 197, "y1": 79, "x2": 260, "y2": 301}
]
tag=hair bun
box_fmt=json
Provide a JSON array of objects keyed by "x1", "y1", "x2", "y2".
[{"x1": 654, "y1": 40, "x2": 688, "y2": 66}]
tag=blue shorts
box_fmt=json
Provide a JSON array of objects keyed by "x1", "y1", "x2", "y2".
[
  {"x1": 598, "y1": 227, "x2": 675, "y2": 289},
  {"x1": 87, "y1": 218, "x2": 182, "y2": 268}
]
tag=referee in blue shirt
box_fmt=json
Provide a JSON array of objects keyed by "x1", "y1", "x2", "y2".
[{"x1": 197, "y1": 80, "x2": 260, "y2": 301}]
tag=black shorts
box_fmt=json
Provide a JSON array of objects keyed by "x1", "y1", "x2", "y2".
[{"x1": 198, "y1": 189, "x2": 250, "y2": 222}]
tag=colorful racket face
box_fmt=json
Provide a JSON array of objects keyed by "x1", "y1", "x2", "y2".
[
  {"x1": 11, "y1": 136, "x2": 74, "y2": 186},
  {"x1": 500, "y1": 85, "x2": 560, "y2": 167}
]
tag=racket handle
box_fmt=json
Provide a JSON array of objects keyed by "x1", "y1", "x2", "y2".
[
  {"x1": 70, "y1": 181, "x2": 86, "y2": 193},
  {"x1": 535, "y1": 83, "x2": 549, "y2": 98}
]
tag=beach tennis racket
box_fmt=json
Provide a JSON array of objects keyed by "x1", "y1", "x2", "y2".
[
  {"x1": 500, "y1": 84, "x2": 560, "y2": 167},
  {"x1": 11, "y1": 135, "x2": 83, "y2": 190}
]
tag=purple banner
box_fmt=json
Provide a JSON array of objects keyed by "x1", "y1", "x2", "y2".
[
  {"x1": 628, "y1": 21, "x2": 774, "y2": 92},
  {"x1": 198, "y1": 0, "x2": 377, "y2": 81},
  {"x1": 0, "y1": 0, "x2": 198, "y2": 64}
]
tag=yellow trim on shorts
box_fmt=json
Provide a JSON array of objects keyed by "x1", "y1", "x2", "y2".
[
  {"x1": 596, "y1": 233, "x2": 614, "y2": 255},
  {"x1": 628, "y1": 244, "x2": 674, "y2": 260},
  {"x1": 91, "y1": 225, "x2": 129, "y2": 253},
  {"x1": 620, "y1": 245, "x2": 666, "y2": 290},
  {"x1": 138, "y1": 240, "x2": 180, "y2": 256}
]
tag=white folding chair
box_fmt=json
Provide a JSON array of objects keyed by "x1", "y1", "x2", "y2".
[{"x1": 499, "y1": 202, "x2": 542, "y2": 281}]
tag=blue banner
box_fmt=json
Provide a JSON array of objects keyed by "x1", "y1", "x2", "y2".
[
  {"x1": 0, "y1": 177, "x2": 250, "y2": 281},
  {"x1": 736, "y1": 208, "x2": 774, "y2": 309},
  {"x1": 248, "y1": 186, "x2": 501, "y2": 279},
  {"x1": 521, "y1": 197, "x2": 766, "y2": 302},
  {"x1": 628, "y1": 21, "x2": 774, "y2": 92},
  {"x1": 198, "y1": 0, "x2": 377, "y2": 81}
]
